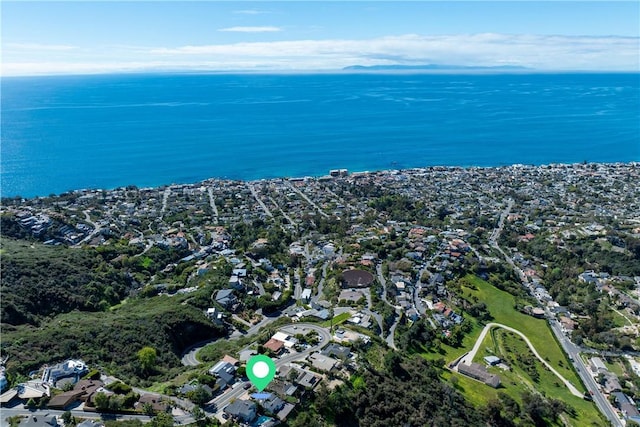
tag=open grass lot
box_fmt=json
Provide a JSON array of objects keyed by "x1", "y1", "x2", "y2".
[
  {"x1": 420, "y1": 318, "x2": 484, "y2": 362},
  {"x1": 611, "y1": 309, "x2": 631, "y2": 328},
  {"x1": 604, "y1": 357, "x2": 628, "y2": 379},
  {"x1": 424, "y1": 274, "x2": 607, "y2": 426},
  {"x1": 321, "y1": 311, "x2": 351, "y2": 328},
  {"x1": 473, "y1": 329, "x2": 607, "y2": 426},
  {"x1": 460, "y1": 274, "x2": 584, "y2": 388}
]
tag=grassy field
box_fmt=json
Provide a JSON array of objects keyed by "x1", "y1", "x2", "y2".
[
  {"x1": 605, "y1": 357, "x2": 627, "y2": 378},
  {"x1": 421, "y1": 323, "x2": 481, "y2": 362},
  {"x1": 471, "y1": 328, "x2": 607, "y2": 426},
  {"x1": 423, "y1": 274, "x2": 607, "y2": 426},
  {"x1": 460, "y1": 274, "x2": 583, "y2": 388},
  {"x1": 611, "y1": 309, "x2": 631, "y2": 328},
  {"x1": 321, "y1": 312, "x2": 351, "y2": 328}
]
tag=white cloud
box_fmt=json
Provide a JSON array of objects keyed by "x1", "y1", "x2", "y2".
[
  {"x1": 3, "y1": 33, "x2": 638, "y2": 75},
  {"x1": 233, "y1": 9, "x2": 270, "y2": 15},
  {"x1": 217, "y1": 26, "x2": 282, "y2": 33},
  {"x1": 148, "y1": 33, "x2": 639, "y2": 70},
  {"x1": 6, "y1": 42, "x2": 77, "y2": 51}
]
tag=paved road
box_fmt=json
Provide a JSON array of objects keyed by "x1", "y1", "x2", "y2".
[
  {"x1": 206, "y1": 187, "x2": 219, "y2": 224},
  {"x1": 413, "y1": 254, "x2": 437, "y2": 316},
  {"x1": 489, "y1": 198, "x2": 513, "y2": 244},
  {"x1": 180, "y1": 313, "x2": 281, "y2": 366},
  {"x1": 460, "y1": 322, "x2": 583, "y2": 398},
  {"x1": 484, "y1": 197, "x2": 623, "y2": 425},
  {"x1": 269, "y1": 196, "x2": 296, "y2": 226},
  {"x1": 376, "y1": 264, "x2": 390, "y2": 304},
  {"x1": 359, "y1": 288, "x2": 384, "y2": 336},
  {"x1": 181, "y1": 338, "x2": 218, "y2": 366},
  {"x1": 75, "y1": 210, "x2": 103, "y2": 246},
  {"x1": 247, "y1": 183, "x2": 273, "y2": 218},
  {"x1": 547, "y1": 315, "x2": 623, "y2": 427},
  {"x1": 210, "y1": 323, "x2": 331, "y2": 419},
  {"x1": 0, "y1": 407, "x2": 153, "y2": 425},
  {"x1": 160, "y1": 187, "x2": 171, "y2": 218},
  {"x1": 284, "y1": 180, "x2": 330, "y2": 218},
  {"x1": 293, "y1": 268, "x2": 302, "y2": 300}
]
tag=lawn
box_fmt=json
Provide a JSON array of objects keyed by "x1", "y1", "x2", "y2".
[
  {"x1": 610, "y1": 309, "x2": 631, "y2": 328},
  {"x1": 425, "y1": 274, "x2": 608, "y2": 426},
  {"x1": 605, "y1": 358, "x2": 627, "y2": 378},
  {"x1": 321, "y1": 312, "x2": 351, "y2": 328},
  {"x1": 478, "y1": 329, "x2": 607, "y2": 427},
  {"x1": 421, "y1": 319, "x2": 484, "y2": 362},
  {"x1": 444, "y1": 327, "x2": 605, "y2": 426},
  {"x1": 460, "y1": 274, "x2": 583, "y2": 389}
]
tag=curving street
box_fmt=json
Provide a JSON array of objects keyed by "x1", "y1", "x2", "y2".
[{"x1": 209, "y1": 323, "x2": 331, "y2": 419}]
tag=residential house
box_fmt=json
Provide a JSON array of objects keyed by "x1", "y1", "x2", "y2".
[
  {"x1": 457, "y1": 363, "x2": 501, "y2": 388},
  {"x1": 135, "y1": 394, "x2": 171, "y2": 413},
  {"x1": 406, "y1": 308, "x2": 419, "y2": 321},
  {"x1": 47, "y1": 380, "x2": 103, "y2": 410},
  {"x1": 484, "y1": 356, "x2": 501, "y2": 366},
  {"x1": 178, "y1": 382, "x2": 213, "y2": 397},
  {"x1": 300, "y1": 288, "x2": 312, "y2": 302},
  {"x1": 232, "y1": 268, "x2": 247, "y2": 277},
  {"x1": 224, "y1": 399, "x2": 257, "y2": 423},
  {"x1": 18, "y1": 415, "x2": 58, "y2": 427},
  {"x1": 603, "y1": 374, "x2": 623, "y2": 394},
  {"x1": 263, "y1": 338, "x2": 285, "y2": 355},
  {"x1": 258, "y1": 393, "x2": 285, "y2": 414},
  {"x1": 215, "y1": 289, "x2": 237, "y2": 309},
  {"x1": 267, "y1": 379, "x2": 298, "y2": 397},
  {"x1": 613, "y1": 392, "x2": 640, "y2": 418},
  {"x1": 321, "y1": 344, "x2": 351, "y2": 360},
  {"x1": 42, "y1": 360, "x2": 88, "y2": 388},
  {"x1": 308, "y1": 353, "x2": 339, "y2": 372},
  {"x1": 228, "y1": 275, "x2": 244, "y2": 291},
  {"x1": 272, "y1": 332, "x2": 298, "y2": 349},
  {"x1": 17, "y1": 381, "x2": 50, "y2": 399},
  {"x1": 209, "y1": 361, "x2": 236, "y2": 388},
  {"x1": 206, "y1": 307, "x2": 224, "y2": 326}
]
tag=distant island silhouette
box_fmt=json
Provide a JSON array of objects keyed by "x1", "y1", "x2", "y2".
[{"x1": 343, "y1": 64, "x2": 529, "y2": 71}]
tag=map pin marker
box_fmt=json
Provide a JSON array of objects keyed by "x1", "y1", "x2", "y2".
[{"x1": 246, "y1": 354, "x2": 277, "y2": 392}]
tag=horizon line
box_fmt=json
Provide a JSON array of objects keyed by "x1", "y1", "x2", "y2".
[{"x1": 4, "y1": 67, "x2": 640, "y2": 78}]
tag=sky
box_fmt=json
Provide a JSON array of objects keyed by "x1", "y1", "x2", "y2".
[{"x1": 2, "y1": 1, "x2": 639, "y2": 75}]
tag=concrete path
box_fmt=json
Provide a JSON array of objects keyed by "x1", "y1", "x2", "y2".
[{"x1": 461, "y1": 322, "x2": 583, "y2": 398}]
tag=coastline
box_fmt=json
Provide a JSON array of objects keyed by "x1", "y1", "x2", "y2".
[{"x1": 3, "y1": 161, "x2": 638, "y2": 201}]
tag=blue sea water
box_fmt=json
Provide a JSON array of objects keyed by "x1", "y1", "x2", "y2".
[{"x1": 1, "y1": 72, "x2": 639, "y2": 198}]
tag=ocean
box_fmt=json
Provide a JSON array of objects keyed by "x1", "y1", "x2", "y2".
[{"x1": 1, "y1": 72, "x2": 639, "y2": 198}]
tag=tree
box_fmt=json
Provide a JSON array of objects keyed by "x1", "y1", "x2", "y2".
[
  {"x1": 61, "y1": 410, "x2": 74, "y2": 426},
  {"x1": 94, "y1": 391, "x2": 110, "y2": 411},
  {"x1": 191, "y1": 405, "x2": 205, "y2": 422},
  {"x1": 186, "y1": 385, "x2": 212, "y2": 405},
  {"x1": 142, "y1": 402, "x2": 156, "y2": 416},
  {"x1": 149, "y1": 412, "x2": 174, "y2": 427},
  {"x1": 137, "y1": 346, "x2": 157, "y2": 373}
]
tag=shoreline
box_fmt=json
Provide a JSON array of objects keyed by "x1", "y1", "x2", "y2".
[{"x1": 3, "y1": 160, "x2": 638, "y2": 201}]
